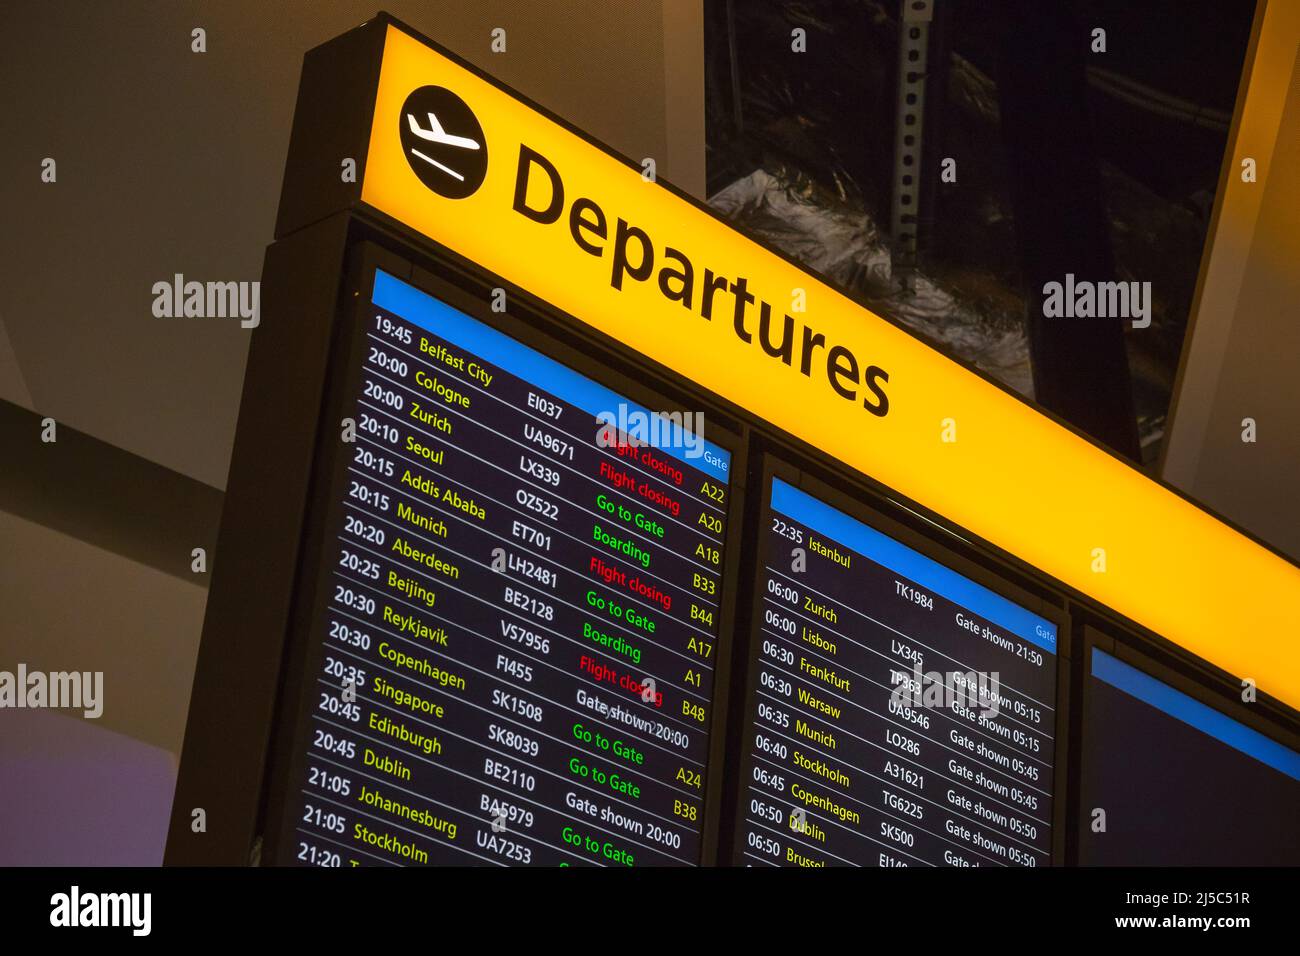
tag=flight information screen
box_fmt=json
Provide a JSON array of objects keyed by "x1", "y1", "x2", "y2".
[
  {"x1": 735, "y1": 477, "x2": 1058, "y2": 867},
  {"x1": 278, "y1": 269, "x2": 734, "y2": 866},
  {"x1": 1081, "y1": 647, "x2": 1300, "y2": 865}
]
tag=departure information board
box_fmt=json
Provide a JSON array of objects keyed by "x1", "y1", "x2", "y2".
[
  {"x1": 1081, "y1": 647, "x2": 1300, "y2": 865},
  {"x1": 279, "y1": 269, "x2": 734, "y2": 866},
  {"x1": 735, "y1": 476, "x2": 1058, "y2": 867}
]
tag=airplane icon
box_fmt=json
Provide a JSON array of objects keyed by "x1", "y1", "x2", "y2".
[
  {"x1": 406, "y1": 110, "x2": 480, "y2": 181},
  {"x1": 407, "y1": 110, "x2": 481, "y2": 150},
  {"x1": 398, "y1": 87, "x2": 488, "y2": 198}
]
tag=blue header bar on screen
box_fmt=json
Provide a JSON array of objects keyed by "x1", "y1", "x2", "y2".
[
  {"x1": 371, "y1": 270, "x2": 730, "y2": 481},
  {"x1": 771, "y1": 478, "x2": 1057, "y2": 652},
  {"x1": 1091, "y1": 648, "x2": 1300, "y2": 782}
]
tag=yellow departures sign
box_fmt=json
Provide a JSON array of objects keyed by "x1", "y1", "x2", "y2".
[{"x1": 360, "y1": 23, "x2": 1300, "y2": 710}]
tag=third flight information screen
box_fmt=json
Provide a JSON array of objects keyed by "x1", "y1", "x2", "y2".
[
  {"x1": 279, "y1": 268, "x2": 734, "y2": 866},
  {"x1": 735, "y1": 476, "x2": 1058, "y2": 867},
  {"x1": 1080, "y1": 647, "x2": 1300, "y2": 865}
]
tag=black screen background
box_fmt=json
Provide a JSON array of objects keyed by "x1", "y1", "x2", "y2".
[{"x1": 1080, "y1": 667, "x2": 1300, "y2": 866}]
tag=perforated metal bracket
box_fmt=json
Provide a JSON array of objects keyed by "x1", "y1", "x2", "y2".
[{"x1": 890, "y1": 0, "x2": 934, "y2": 292}]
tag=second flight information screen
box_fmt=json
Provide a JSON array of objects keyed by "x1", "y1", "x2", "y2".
[
  {"x1": 736, "y1": 476, "x2": 1058, "y2": 867},
  {"x1": 280, "y1": 269, "x2": 734, "y2": 867}
]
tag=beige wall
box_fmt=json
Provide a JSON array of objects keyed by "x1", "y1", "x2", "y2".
[
  {"x1": 0, "y1": 0, "x2": 704, "y2": 864},
  {"x1": 0, "y1": 0, "x2": 703, "y2": 492},
  {"x1": 0, "y1": 511, "x2": 209, "y2": 755},
  {"x1": 1162, "y1": 0, "x2": 1300, "y2": 562}
]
